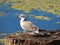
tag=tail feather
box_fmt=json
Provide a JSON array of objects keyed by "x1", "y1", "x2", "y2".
[
  {"x1": 35, "y1": 30, "x2": 39, "y2": 33},
  {"x1": 38, "y1": 29, "x2": 46, "y2": 32}
]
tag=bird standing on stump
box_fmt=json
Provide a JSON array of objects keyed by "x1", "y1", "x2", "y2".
[{"x1": 19, "y1": 14, "x2": 40, "y2": 34}]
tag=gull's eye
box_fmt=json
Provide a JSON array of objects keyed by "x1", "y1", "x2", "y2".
[
  {"x1": 21, "y1": 16, "x2": 24, "y2": 17},
  {"x1": 21, "y1": 16, "x2": 25, "y2": 18},
  {"x1": 21, "y1": 16, "x2": 23, "y2": 17}
]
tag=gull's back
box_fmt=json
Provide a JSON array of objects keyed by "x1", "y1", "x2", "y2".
[{"x1": 21, "y1": 21, "x2": 39, "y2": 32}]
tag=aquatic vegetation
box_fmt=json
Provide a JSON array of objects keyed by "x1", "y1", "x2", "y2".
[
  {"x1": 30, "y1": 15, "x2": 52, "y2": 21},
  {"x1": 0, "y1": 0, "x2": 4, "y2": 3},
  {"x1": 35, "y1": 16, "x2": 52, "y2": 21},
  {"x1": 11, "y1": 0, "x2": 60, "y2": 17},
  {"x1": 55, "y1": 22, "x2": 60, "y2": 24},
  {"x1": 0, "y1": 13, "x2": 4, "y2": 16},
  {"x1": 0, "y1": 38, "x2": 5, "y2": 44},
  {"x1": 0, "y1": 0, "x2": 60, "y2": 17}
]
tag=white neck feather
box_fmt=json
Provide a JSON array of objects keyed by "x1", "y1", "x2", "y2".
[
  {"x1": 20, "y1": 18, "x2": 26, "y2": 25},
  {"x1": 21, "y1": 18, "x2": 25, "y2": 22}
]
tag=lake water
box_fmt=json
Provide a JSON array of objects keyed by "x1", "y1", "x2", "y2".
[
  {"x1": 0, "y1": 43, "x2": 4, "y2": 45},
  {"x1": 0, "y1": 7, "x2": 60, "y2": 34}
]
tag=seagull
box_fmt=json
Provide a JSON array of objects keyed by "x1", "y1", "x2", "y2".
[{"x1": 19, "y1": 14, "x2": 40, "y2": 34}]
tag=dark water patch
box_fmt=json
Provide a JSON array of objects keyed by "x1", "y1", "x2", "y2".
[{"x1": 0, "y1": 43, "x2": 4, "y2": 45}]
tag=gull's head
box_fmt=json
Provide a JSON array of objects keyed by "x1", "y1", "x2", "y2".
[{"x1": 19, "y1": 14, "x2": 25, "y2": 19}]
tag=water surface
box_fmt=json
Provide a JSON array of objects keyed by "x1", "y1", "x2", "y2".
[{"x1": 0, "y1": 43, "x2": 4, "y2": 45}]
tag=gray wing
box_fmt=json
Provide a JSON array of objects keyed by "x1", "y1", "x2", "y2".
[
  {"x1": 21, "y1": 21, "x2": 39, "y2": 30},
  {"x1": 26, "y1": 21, "x2": 39, "y2": 31},
  {"x1": 22, "y1": 21, "x2": 39, "y2": 33}
]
